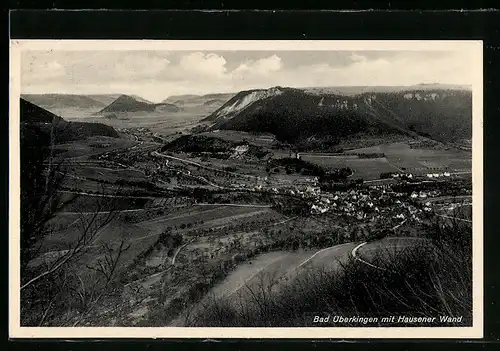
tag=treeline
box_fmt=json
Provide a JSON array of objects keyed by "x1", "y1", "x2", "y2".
[
  {"x1": 320, "y1": 168, "x2": 354, "y2": 182},
  {"x1": 267, "y1": 157, "x2": 326, "y2": 176},
  {"x1": 162, "y1": 135, "x2": 237, "y2": 153},
  {"x1": 162, "y1": 134, "x2": 269, "y2": 160}
]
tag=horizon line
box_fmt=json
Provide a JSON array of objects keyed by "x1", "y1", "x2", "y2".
[{"x1": 20, "y1": 82, "x2": 473, "y2": 103}]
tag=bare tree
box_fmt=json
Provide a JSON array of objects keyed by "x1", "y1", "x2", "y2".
[
  {"x1": 70, "y1": 239, "x2": 131, "y2": 326},
  {"x1": 20, "y1": 124, "x2": 129, "y2": 325},
  {"x1": 21, "y1": 184, "x2": 120, "y2": 291}
]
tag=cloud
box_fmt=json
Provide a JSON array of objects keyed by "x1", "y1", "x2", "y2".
[
  {"x1": 21, "y1": 50, "x2": 474, "y2": 102},
  {"x1": 288, "y1": 51, "x2": 472, "y2": 87},
  {"x1": 349, "y1": 52, "x2": 367, "y2": 63},
  {"x1": 179, "y1": 52, "x2": 227, "y2": 77},
  {"x1": 21, "y1": 53, "x2": 66, "y2": 84},
  {"x1": 112, "y1": 54, "x2": 170, "y2": 79},
  {"x1": 233, "y1": 55, "x2": 282, "y2": 76}
]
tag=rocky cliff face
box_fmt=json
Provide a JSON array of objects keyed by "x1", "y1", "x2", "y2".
[{"x1": 202, "y1": 86, "x2": 472, "y2": 145}]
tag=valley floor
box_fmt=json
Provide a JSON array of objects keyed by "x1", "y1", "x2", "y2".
[{"x1": 22, "y1": 129, "x2": 473, "y2": 327}]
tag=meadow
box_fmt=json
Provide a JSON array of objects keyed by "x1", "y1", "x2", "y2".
[
  {"x1": 348, "y1": 142, "x2": 472, "y2": 174},
  {"x1": 300, "y1": 154, "x2": 399, "y2": 180}
]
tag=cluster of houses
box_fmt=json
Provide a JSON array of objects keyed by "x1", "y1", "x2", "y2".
[
  {"x1": 304, "y1": 182, "x2": 442, "y2": 225},
  {"x1": 410, "y1": 190, "x2": 441, "y2": 199},
  {"x1": 426, "y1": 172, "x2": 451, "y2": 178},
  {"x1": 391, "y1": 172, "x2": 414, "y2": 179},
  {"x1": 403, "y1": 92, "x2": 440, "y2": 101},
  {"x1": 227, "y1": 172, "x2": 445, "y2": 223}
]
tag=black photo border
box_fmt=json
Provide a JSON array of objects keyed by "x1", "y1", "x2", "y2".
[{"x1": 5, "y1": 7, "x2": 500, "y2": 350}]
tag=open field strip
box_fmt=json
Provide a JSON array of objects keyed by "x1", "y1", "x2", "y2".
[
  {"x1": 57, "y1": 206, "x2": 172, "y2": 215},
  {"x1": 301, "y1": 154, "x2": 400, "y2": 180},
  {"x1": 132, "y1": 207, "x2": 280, "y2": 244},
  {"x1": 137, "y1": 205, "x2": 272, "y2": 228}
]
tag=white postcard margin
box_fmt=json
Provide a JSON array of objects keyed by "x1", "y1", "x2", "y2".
[{"x1": 9, "y1": 40, "x2": 483, "y2": 339}]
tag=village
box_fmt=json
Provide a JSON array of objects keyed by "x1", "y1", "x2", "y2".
[{"x1": 91, "y1": 131, "x2": 471, "y2": 241}]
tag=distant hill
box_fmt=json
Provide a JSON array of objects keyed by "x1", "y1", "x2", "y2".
[
  {"x1": 21, "y1": 98, "x2": 64, "y2": 124},
  {"x1": 21, "y1": 93, "x2": 125, "y2": 118},
  {"x1": 99, "y1": 94, "x2": 156, "y2": 113},
  {"x1": 85, "y1": 94, "x2": 123, "y2": 106},
  {"x1": 21, "y1": 94, "x2": 107, "y2": 109},
  {"x1": 20, "y1": 98, "x2": 119, "y2": 143},
  {"x1": 304, "y1": 84, "x2": 472, "y2": 96},
  {"x1": 162, "y1": 93, "x2": 234, "y2": 109},
  {"x1": 202, "y1": 86, "x2": 472, "y2": 147},
  {"x1": 98, "y1": 94, "x2": 181, "y2": 114},
  {"x1": 130, "y1": 95, "x2": 153, "y2": 104},
  {"x1": 162, "y1": 94, "x2": 201, "y2": 104}
]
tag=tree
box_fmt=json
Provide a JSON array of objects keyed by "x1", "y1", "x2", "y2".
[{"x1": 20, "y1": 124, "x2": 126, "y2": 326}]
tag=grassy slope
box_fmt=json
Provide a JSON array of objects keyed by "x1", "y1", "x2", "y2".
[{"x1": 184, "y1": 216, "x2": 472, "y2": 327}]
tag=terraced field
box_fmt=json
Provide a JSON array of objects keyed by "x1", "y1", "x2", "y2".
[
  {"x1": 67, "y1": 166, "x2": 147, "y2": 183},
  {"x1": 136, "y1": 205, "x2": 283, "y2": 236}
]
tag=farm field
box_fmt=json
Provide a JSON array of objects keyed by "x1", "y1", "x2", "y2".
[
  {"x1": 41, "y1": 217, "x2": 153, "y2": 252},
  {"x1": 197, "y1": 158, "x2": 269, "y2": 178},
  {"x1": 347, "y1": 142, "x2": 472, "y2": 174},
  {"x1": 52, "y1": 136, "x2": 139, "y2": 159},
  {"x1": 136, "y1": 205, "x2": 283, "y2": 236},
  {"x1": 61, "y1": 176, "x2": 151, "y2": 196},
  {"x1": 67, "y1": 166, "x2": 148, "y2": 183},
  {"x1": 300, "y1": 154, "x2": 400, "y2": 180}
]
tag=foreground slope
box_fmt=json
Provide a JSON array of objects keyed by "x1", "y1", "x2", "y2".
[{"x1": 203, "y1": 86, "x2": 472, "y2": 146}]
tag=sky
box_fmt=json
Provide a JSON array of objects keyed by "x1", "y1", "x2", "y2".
[{"x1": 21, "y1": 50, "x2": 474, "y2": 102}]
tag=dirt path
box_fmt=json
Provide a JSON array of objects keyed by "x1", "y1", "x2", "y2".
[{"x1": 352, "y1": 236, "x2": 432, "y2": 271}]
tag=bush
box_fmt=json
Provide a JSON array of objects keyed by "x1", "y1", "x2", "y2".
[
  {"x1": 158, "y1": 231, "x2": 183, "y2": 247},
  {"x1": 380, "y1": 172, "x2": 394, "y2": 179}
]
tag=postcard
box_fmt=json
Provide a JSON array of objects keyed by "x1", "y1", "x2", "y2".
[{"x1": 9, "y1": 40, "x2": 483, "y2": 339}]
